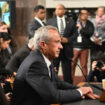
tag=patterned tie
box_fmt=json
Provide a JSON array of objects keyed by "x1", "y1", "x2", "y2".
[{"x1": 60, "y1": 18, "x2": 65, "y2": 36}]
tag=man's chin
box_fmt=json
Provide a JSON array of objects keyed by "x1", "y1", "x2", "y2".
[{"x1": 55, "y1": 54, "x2": 60, "y2": 58}]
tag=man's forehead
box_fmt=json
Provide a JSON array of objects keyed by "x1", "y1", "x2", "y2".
[
  {"x1": 81, "y1": 10, "x2": 88, "y2": 13},
  {"x1": 48, "y1": 29, "x2": 59, "y2": 34},
  {"x1": 39, "y1": 9, "x2": 46, "y2": 12},
  {"x1": 56, "y1": 4, "x2": 65, "y2": 9}
]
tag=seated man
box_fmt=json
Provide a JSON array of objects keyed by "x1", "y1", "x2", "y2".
[{"x1": 10, "y1": 26, "x2": 99, "y2": 105}]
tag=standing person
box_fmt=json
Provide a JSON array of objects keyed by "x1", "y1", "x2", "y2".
[
  {"x1": 91, "y1": 6, "x2": 105, "y2": 58},
  {"x1": 10, "y1": 26, "x2": 99, "y2": 105},
  {"x1": 47, "y1": 4, "x2": 77, "y2": 84},
  {"x1": 91, "y1": 6, "x2": 105, "y2": 45},
  {"x1": 72, "y1": 8, "x2": 94, "y2": 82},
  {"x1": 28, "y1": 5, "x2": 46, "y2": 39}
]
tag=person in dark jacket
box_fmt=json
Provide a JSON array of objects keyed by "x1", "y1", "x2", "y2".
[
  {"x1": 28, "y1": 5, "x2": 46, "y2": 39},
  {"x1": 5, "y1": 38, "x2": 35, "y2": 75},
  {"x1": 72, "y1": 8, "x2": 94, "y2": 82},
  {"x1": 47, "y1": 4, "x2": 77, "y2": 84}
]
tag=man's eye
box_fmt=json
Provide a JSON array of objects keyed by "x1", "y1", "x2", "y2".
[{"x1": 55, "y1": 41, "x2": 60, "y2": 43}]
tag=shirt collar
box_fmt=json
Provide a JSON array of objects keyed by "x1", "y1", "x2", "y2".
[
  {"x1": 57, "y1": 16, "x2": 65, "y2": 20},
  {"x1": 42, "y1": 54, "x2": 51, "y2": 68},
  {"x1": 35, "y1": 17, "x2": 44, "y2": 26}
]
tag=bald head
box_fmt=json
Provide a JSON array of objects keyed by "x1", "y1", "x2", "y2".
[
  {"x1": 55, "y1": 4, "x2": 66, "y2": 17},
  {"x1": 56, "y1": 4, "x2": 65, "y2": 9}
]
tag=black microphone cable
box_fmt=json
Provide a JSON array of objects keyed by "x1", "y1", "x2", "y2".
[{"x1": 71, "y1": 59, "x2": 104, "y2": 91}]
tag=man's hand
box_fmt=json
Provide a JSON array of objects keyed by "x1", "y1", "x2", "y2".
[
  {"x1": 79, "y1": 87, "x2": 93, "y2": 96},
  {"x1": 77, "y1": 24, "x2": 82, "y2": 30},
  {"x1": 101, "y1": 65, "x2": 105, "y2": 71},
  {"x1": 61, "y1": 37, "x2": 68, "y2": 43},
  {"x1": 5, "y1": 93, "x2": 11, "y2": 102},
  {"x1": 94, "y1": 38, "x2": 101, "y2": 45},
  {"x1": 79, "y1": 87, "x2": 100, "y2": 100},
  {"x1": 92, "y1": 61, "x2": 97, "y2": 70},
  {"x1": 86, "y1": 93, "x2": 100, "y2": 100}
]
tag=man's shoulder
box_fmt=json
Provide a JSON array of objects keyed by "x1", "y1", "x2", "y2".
[
  {"x1": 29, "y1": 19, "x2": 40, "y2": 26},
  {"x1": 24, "y1": 50, "x2": 43, "y2": 62},
  {"x1": 86, "y1": 20, "x2": 94, "y2": 26},
  {"x1": 13, "y1": 45, "x2": 29, "y2": 57},
  {"x1": 18, "y1": 50, "x2": 43, "y2": 69},
  {"x1": 16, "y1": 50, "x2": 44, "y2": 77}
]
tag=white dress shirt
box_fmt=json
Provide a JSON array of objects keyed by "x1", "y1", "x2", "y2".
[
  {"x1": 42, "y1": 54, "x2": 51, "y2": 78},
  {"x1": 57, "y1": 16, "x2": 66, "y2": 33},
  {"x1": 35, "y1": 17, "x2": 44, "y2": 26}
]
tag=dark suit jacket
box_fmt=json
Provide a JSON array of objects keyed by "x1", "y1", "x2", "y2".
[
  {"x1": 6, "y1": 45, "x2": 31, "y2": 73},
  {"x1": 47, "y1": 17, "x2": 77, "y2": 59},
  {"x1": 10, "y1": 50, "x2": 81, "y2": 105},
  {"x1": 28, "y1": 19, "x2": 42, "y2": 39}
]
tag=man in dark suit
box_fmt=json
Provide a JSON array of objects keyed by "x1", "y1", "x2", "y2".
[
  {"x1": 28, "y1": 5, "x2": 46, "y2": 39},
  {"x1": 5, "y1": 38, "x2": 35, "y2": 74},
  {"x1": 10, "y1": 26, "x2": 99, "y2": 105},
  {"x1": 47, "y1": 4, "x2": 77, "y2": 84}
]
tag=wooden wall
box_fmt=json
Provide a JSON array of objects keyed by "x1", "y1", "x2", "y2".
[{"x1": 11, "y1": 0, "x2": 38, "y2": 50}]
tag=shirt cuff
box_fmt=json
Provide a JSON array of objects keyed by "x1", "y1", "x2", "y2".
[
  {"x1": 90, "y1": 37, "x2": 94, "y2": 42},
  {"x1": 77, "y1": 89, "x2": 83, "y2": 96}
]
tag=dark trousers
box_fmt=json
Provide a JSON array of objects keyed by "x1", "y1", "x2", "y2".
[{"x1": 53, "y1": 55, "x2": 72, "y2": 84}]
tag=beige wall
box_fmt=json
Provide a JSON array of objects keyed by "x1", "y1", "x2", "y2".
[{"x1": 46, "y1": 0, "x2": 105, "y2": 8}]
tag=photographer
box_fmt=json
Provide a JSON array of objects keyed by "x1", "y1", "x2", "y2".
[{"x1": 87, "y1": 60, "x2": 105, "y2": 82}]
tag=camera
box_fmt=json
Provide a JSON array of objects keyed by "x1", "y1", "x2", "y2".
[{"x1": 96, "y1": 61, "x2": 104, "y2": 69}]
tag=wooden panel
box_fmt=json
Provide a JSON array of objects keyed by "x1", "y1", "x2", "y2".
[{"x1": 11, "y1": 0, "x2": 38, "y2": 49}]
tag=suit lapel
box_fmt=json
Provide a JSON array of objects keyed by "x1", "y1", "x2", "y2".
[
  {"x1": 65, "y1": 17, "x2": 70, "y2": 29},
  {"x1": 34, "y1": 19, "x2": 42, "y2": 27},
  {"x1": 54, "y1": 17, "x2": 58, "y2": 28},
  {"x1": 34, "y1": 50, "x2": 53, "y2": 79}
]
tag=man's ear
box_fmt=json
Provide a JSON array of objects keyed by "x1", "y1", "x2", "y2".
[
  {"x1": 30, "y1": 45, "x2": 35, "y2": 51},
  {"x1": 39, "y1": 41, "x2": 46, "y2": 49}
]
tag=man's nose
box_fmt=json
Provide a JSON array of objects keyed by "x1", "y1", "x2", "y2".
[{"x1": 59, "y1": 43, "x2": 63, "y2": 49}]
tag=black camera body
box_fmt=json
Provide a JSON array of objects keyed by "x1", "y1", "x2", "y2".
[{"x1": 96, "y1": 61, "x2": 104, "y2": 69}]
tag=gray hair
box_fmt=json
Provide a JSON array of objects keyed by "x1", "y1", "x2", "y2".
[
  {"x1": 33, "y1": 25, "x2": 58, "y2": 49},
  {"x1": 27, "y1": 37, "x2": 35, "y2": 48}
]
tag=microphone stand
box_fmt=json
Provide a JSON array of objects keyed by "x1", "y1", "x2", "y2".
[{"x1": 71, "y1": 59, "x2": 103, "y2": 91}]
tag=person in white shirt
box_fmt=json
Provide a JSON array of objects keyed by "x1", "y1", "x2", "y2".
[{"x1": 47, "y1": 4, "x2": 77, "y2": 84}]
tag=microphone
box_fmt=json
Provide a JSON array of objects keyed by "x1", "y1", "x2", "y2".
[{"x1": 71, "y1": 59, "x2": 104, "y2": 91}]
